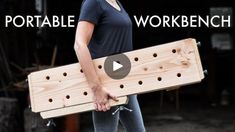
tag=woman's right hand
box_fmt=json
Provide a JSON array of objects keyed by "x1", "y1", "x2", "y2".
[{"x1": 93, "y1": 87, "x2": 118, "y2": 112}]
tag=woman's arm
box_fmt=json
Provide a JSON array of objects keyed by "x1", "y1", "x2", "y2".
[{"x1": 74, "y1": 21, "x2": 118, "y2": 112}]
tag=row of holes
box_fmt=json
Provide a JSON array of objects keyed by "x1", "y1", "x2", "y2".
[
  {"x1": 48, "y1": 91, "x2": 88, "y2": 103},
  {"x1": 46, "y1": 72, "x2": 68, "y2": 80},
  {"x1": 134, "y1": 49, "x2": 177, "y2": 62},
  {"x1": 119, "y1": 73, "x2": 181, "y2": 88},
  {"x1": 119, "y1": 80, "x2": 143, "y2": 89},
  {"x1": 46, "y1": 48, "x2": 178, "y2": 80},
  {"x1": 46, "y1": 65, "x2": 102, "y2": 80},
  {"x1": 48, "y1": 72, "x2": 182, "y2": 103}
]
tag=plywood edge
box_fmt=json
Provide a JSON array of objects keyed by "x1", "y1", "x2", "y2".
[
  {"x1": 190, "y1": 39, "x2": 205, "y2": 80},
  {"x1": 27, "y1": 74, "x2": 36, "y2": 112},
  {"x1": 40, "y1": 96, "x2": 128, "y2": 119},
  {"x1": 30, "y1": 63, "x2": 79, "y2": 76},
  {"x1": 123, "y1": 38, "x2": 195, "y2": 56}
]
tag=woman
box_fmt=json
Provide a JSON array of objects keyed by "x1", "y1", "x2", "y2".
[{"x1": 74, "y1": 0, "x2": 145, "y2": 131}]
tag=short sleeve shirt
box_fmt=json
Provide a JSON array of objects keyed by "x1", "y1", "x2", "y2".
[{"x1": 79, "y1": 0, "x2": 133, "y2": 59}]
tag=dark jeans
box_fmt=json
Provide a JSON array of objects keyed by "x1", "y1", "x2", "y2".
[{"x1": 92, "y1": 95, "x2": 145, "y2": 132}]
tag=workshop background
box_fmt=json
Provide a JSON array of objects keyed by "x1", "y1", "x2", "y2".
[{"x1": 0, "y1": 0, "x2": 234, "y2": 132}]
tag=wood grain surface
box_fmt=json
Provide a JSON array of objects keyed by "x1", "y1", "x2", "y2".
[
  {"x1": 40, "y1": 96, "x2": 128, "y2": 119},
  {"x1": 28, "y1": 38, "x2": 204, "y2": 115}
]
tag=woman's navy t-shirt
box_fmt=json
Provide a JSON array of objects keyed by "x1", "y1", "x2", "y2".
[{"x1": 79, "y1": 0, "x2": 133, "y2": 59}]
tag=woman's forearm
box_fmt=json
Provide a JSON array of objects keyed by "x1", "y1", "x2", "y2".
[
  {"x1": 73, "y1": 21, "x2": 117, "y2": 111},
  {"x1": 74, "y1": 43, "x2": 102, "y2": 91}
]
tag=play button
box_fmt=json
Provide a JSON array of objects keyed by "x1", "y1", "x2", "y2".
[
  {"x1": 104, "y1": 54, "x2": 131, "y2": 79},
  {"x1": 113, "y1": 61, "x2": 123, "y2": 71}
]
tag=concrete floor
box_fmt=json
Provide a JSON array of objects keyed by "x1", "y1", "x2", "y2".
[{"x1": 79, "y1": 95, "x2": 235, "y2": 132}]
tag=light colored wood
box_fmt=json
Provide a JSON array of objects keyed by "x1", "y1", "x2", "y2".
[
  {"x1": 28, "y1": 38, "x2": 204, "y2": 113},
  {"x1": 40, "y1": 96, "x2": 128, "y2": 119},
  {"x1": 192, "y1": 41, "x2": 204, "y2": 79}
]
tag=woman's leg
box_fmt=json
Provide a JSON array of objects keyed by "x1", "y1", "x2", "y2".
[
  {"x1": 92, "y1": 106, "x2": 120, "y2": 132},
  {"x1": 119, "y1": 95, "x2": 145, "y2": 132}
]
